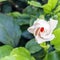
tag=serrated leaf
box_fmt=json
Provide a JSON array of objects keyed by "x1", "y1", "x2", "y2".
[{"x1": 0, "y1": 13, "x2": 21, "y2": 47}]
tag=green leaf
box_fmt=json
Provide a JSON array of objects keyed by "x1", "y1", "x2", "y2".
[
  {"x1": 23, "y1": 6, "x2": 39, "y2": 16},
  {"x1": 1, "y1": 55, "x2": 29, "y2": 60},
  {"x1": 26, "y1": 39, "x2": 46, "y2": 60},
  {"x1": 25, "y1": 39, "x2": 42, "y2": 54},
  {"x1": 8, "y1": 12, "x2": 30, "y2": 18},
  {"x1": 9, "y1": 12, "x2": 31, "y2": 25},
  {"x1": 44, "y1": 50, "x2": 60, "y2": 60},
  {"x1": 1, "y1": 55, "x2": 35, "y2": 60},
  {"x1": 0, "y1": 13, "x2": 21, "y2": 47},
  {"x1": 42, "y1": 0, "x2": 58, "y2": 14},
  {"x1": 11, "y1": 47, "x2": 31, "y2": 57},
  {"x1": 10, "y1": 47, "x2": 35, "y2": 60},
  {"x1": 51, "y1": 28, "x2": 60, "y2": 50},
  {"x1": 48, "y1": 0, "x2": 58, "y2": 9},
  {"x1": 42, "y1": 4, "x2": 52, "y2": 14},
  {"x1": 24, "y1": 39, "x2": 46, "y2": 60},
  {"x1": 56, "y1": 13, "x2": 60, "y2": 28},
  {"x1": 0, "y1": 45, "x2": 13, "y2": 58},
  {"x1": 0, "y1": 0, "x2": 6, "y2": 2},
  {"x1": 15, "y1": 18, "x2": 30, "y2": 25},
  {"x1": 2, "y1": 3, "x2": 12, "y2": 13},
  {"x1": 28, "y1": 1, "x2": 41, "y2": 7},
  {"x1": 8, "y1": 12, "x2": 23, "y2": 18},
  {"x1": 1, "y1": 47, "x2": 35, "y2": 60},
  {"x1": 30, "y1": 17, "x2": 37, "y2": 26},
  {"x1": 54, "y1": 5, "x2": 60, "y2": 14}
]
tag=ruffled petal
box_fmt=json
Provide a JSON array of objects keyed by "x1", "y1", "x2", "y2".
[
  {"x1": 41, "y1": 34, "x2": 55, "y2": 41},
  {"x1": 49, "y1": 18, "x2": 58, "y2": 33},
  {"x1": 35, "y1": 35, "x2": 46, "y2": 44},
  {"x1": 35, "y1": 34, "x2": 55, "y2": 44},
  {"x1": 27, "y1": 26, "x2": 35, "y2": 34}
]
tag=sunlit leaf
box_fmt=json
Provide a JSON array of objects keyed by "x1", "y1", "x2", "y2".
[
  {"x1": 28, "y1": 1, "x2": 41, "y2": 7},
  {"x1": 42, "y1": 0, "x2": 58, "y2": 14},
  {"x1": 10, "y1": 47, "x2": 35, "y2": 60},
  {"x1": 51, "y1": 28, "x2": 60, "y2": 50},
  {"x1": 0, "y1": 0, "x2": 6, "y2": 2},
  {"x1": 0, "y1": 45, "x2": 13, "y2": 58},
  {"x1": 54, "y1": 5, "x2": 60, "y2": 14}
]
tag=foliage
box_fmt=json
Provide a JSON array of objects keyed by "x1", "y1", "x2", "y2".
[
  {"x1": 44, "y1": 50, "x2": 60, "y2": 60},
  {"x1": 51, "y1": 28, "x2": 60, "y2": 50},
  {"x1": 42, "y1": 0, "x2": 58, "y2": 14},
  {"x1": 0, "y1": 13, "x2": 21, "y2": 47},
  {"x1": 0, "y1": 0, "x2": 60, "y2": 60},
  {"x1": 1, "y1": 47, "x2": 35, "y2": 60},
  {"x1": 0, "y1": 0, "x2": 6, "y2": 2},
  {"x1": 25, "y1": 39, "x2": 42, "y2": 54},
  {"x1": 0, "y1": 45, "x2": 13, "y2": 58}
]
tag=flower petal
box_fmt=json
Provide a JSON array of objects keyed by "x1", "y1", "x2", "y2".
[
  {"x1": 49, "y1": 18, "x2": 58, "y2": 32},
  {"x1": 35, "y1": 34, "x2": 55, "y2": 44},
  {"x1": 42, "y1": 34, "x2": 55, "y2": 41},
  {"x1": 35, "y1": 35, "x2": 46, "y2": 44},
  {"x1": 27, "y1": 26, "x2": 35, "y2": 34}
]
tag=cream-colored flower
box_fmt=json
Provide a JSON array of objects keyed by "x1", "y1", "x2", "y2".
[{"x1": 28, "y1": 18, "x2": 58, "y2": 44}]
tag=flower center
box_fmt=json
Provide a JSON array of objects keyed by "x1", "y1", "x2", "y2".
[{"x1": 40, "y1": 27, "x2": 44, "y2": 32}]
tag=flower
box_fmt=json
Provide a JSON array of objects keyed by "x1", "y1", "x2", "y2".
[{"x1": 28, "y1": 18, "x2": 58, "y2": 44}]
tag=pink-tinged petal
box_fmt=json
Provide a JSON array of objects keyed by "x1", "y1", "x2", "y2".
[
  {"x1": 41, "y1": 34, "x2": 55, "y2": 41},
  {"x1": 49, "y1": 18, "x2": 58, "y2": 32},
  {"x1": 35, "y1": 36, "x2": 45, "y2": 44},
  {"x1": 27, "y1": 26, "x2": 35, "y2": 34},
  {"x1": 35, "y1": 34, "x2": 55, "y2": 44},
  {"x1": 35, "y1": 35, "x2": 47, "y2": 44}
]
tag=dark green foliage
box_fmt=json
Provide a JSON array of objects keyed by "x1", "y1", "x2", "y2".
[
  {"x1": 0, "y1": 13, "x2": 21, "y2": 47},
  {"x1": 0, "y1": 0, "x2": 60, "y2": 60},
  {"x1": 25, "y1": 39, "x2": 46, "y2": 60}
]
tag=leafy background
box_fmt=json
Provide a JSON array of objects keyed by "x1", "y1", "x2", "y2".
[{"x1": 0, "y1": 0, "x2": 60, "y2": 60}]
